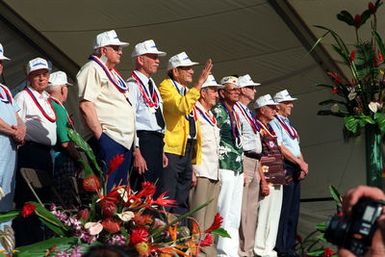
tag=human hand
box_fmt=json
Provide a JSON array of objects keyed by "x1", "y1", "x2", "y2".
[
  {"x1": 260, "y1": 180, "x2": 270, "y2": 197},
  {"x1": 338, "y1": 185, "x2": 385, "y2": 257},
  {"x1": 298, "y1": 170, "x2": 307, "y2": 180},
  {"x1": 299, "y1": 160, "x2": 308, "y2": 173},
  {"x1": 194, "y1": 59, "x2": 213, "y2": 89},
  {"x1": 11, "y1": 125, "x2": 26, "y2": 144},
  {"x1": 162, "y1": 153, "x2": 168, "y2": 168},
  {"x1": 191, "y1": 171, "x2": 197, "y2": 188},
  {"x1": 133, "y1": 148, "x2": 148, "y2": 175}
]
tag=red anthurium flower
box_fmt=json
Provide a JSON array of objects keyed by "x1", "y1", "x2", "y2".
[
  {"x1": 205, "y1": 213, "x2": 223, "y2": 233},
  {"x1": 323, "y1": 247, "x2": 335, "y2": 257},
  {"x1": 101, "y1": 199, "x2": 117, "y2": 217},
  {"x1": 82, "y1": 175, "x2": 101, "y2": 192},
  {"x1": 354, "y1": 14, "x2": 361, "y2": 27},
  {"x1": 369, "y1": 2, "x2": 376, "y2": 13},
  {"x1": 101, "y1": 218, "x2": 121, "y2": 234},
  {"x1": 107, "y1": 154, "x2": 125, "y2": 176},
  {"x1": 21, "y1": 202, "x2": 36, "y2": 218},
  {"x1": 200, "y1": 233, "x2": 213, "y2": 247},
  {"x1": 349, "y1": 50, "x2": 356, "y2": 62},
  {"x1": 130, "y1": 228, "x2": 149, "y2": 245}
]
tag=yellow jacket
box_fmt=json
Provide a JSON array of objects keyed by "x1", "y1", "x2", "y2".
[{"x1": 159, "y1": 78, "x2": 202, "y2": 164}]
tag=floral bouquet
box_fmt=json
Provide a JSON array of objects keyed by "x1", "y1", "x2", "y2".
[
  {"x1": 313, "y1": 0, "x2": 385, "y2": 187},
  {"x1": 0, "y1": 128, "x2": 229, "y2": 256}
]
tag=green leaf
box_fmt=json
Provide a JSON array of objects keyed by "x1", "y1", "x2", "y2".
[
  {"x1": 15, "y1": 237, "x2": 77, "y2": 257},
  {"x1": 374, "y1": 112, "x2": 385, "y2": 133},
  {"x1": 0, "y1": 210, "x2": 20, "y2": 223},
  {"x1": 359, "y1": 114, "x2": 375, "y2": 125},
  {"x1": 33, "y1": 203, "x2": 68, "y2": 234},
  {"x1": 329, "y1": 185, "x2": 343, "y2": 205},
  {"x1": 336, "y1": 10, "x2": 354, "y2": 26},
  {"x1": 308, "y1": 30, "x2": 330, "y2": 54},
  {"x1": 315, "y1": 83, "x2": 334, "y2": 89},
  {"x1": 360, "y1": 9, "x2": 372, "y2": 26},
  {"x1": 344, "y1": 116, "x2": 360, "y2": 134},
  {"x1": 373, "y1": 31, "x2": 385, "y2": 60},
  {"x1": 315, "y1": 222, "x2": 327, "y2": 232},
  {"x1": 307, "y1": 249, "x2": 325, "y2": 256},
  {"x1": 318, "y1": 99, "x2": 347, "y2": 106},
  {"x1": 211, "y1": 228, "x2": 231, "y2": 238}
]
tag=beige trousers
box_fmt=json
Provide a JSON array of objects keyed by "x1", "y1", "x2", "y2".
[
  {"x1": 239, "y1": 156, "x2": 260, "y2": 257},
  {"x1": 190, "y1": 177, "x2": 221, "y2": 257}
]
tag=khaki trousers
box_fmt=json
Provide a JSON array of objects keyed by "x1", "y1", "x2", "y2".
[
  {"x1": 239, "y1": 156, "x2": 260, "y2": 257},
  {"x1": 190, "y1": 177, "x2": 220, "y2": 257}
]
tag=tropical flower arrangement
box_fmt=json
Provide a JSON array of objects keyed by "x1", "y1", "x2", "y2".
[
  {"x1": 314, "y1": 0, "x2": 385, "y2": 187},
  {"x1": 0, "y1": 128, "x2": 229, "y2": 257},
  {"x1": 315, "y1": 0, "x2": 384, "y2": 135}
]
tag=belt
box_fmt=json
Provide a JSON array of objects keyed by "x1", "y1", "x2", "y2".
[
  {"x1": 24, "y1": 141, "x2": 52, "y2": 151},
  {"x1": 137, "y1": 130, "x2": 164, "y2": 138},
  {"x1": 244, "y1": 151, "x2": 262, "y2": 160}
]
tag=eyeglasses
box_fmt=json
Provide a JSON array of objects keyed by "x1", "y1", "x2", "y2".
[
  {"x1": 224, "y1": 88, "x2": 240, "y2": 93},
  {"x1": 106, "y1": 45, "x2": 123, "y2": 52}
]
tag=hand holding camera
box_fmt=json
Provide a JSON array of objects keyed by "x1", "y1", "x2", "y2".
[{"x1": 325, "y1": 185, "x2": 385, "y2": 257}]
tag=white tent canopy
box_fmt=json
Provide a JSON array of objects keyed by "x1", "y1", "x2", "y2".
[{"x1": 1, "y1": 0, "x2": 373, "y2": 235}]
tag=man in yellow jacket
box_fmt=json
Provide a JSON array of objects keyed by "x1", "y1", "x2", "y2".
[{"x1": 158, "y1": 52, "x2": 212, "y2": 214}]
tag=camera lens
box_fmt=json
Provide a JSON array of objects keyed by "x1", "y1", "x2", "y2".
[{"x1": 325, "y1": 215, "x2": 350, "y2": 246}]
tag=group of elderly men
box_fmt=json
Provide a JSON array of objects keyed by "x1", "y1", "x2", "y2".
[{"x1": 0, "y1": 29, "x2": 308, "y2": 257}]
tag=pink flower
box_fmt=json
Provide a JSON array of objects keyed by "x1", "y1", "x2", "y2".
[{"x1": 84, "y1": 221, "x2": 103, "y2": 236}]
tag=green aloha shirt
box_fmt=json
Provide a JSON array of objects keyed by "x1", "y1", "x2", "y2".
[{"x1": 212, "y1": 103, "x2": 243, "y2": 174}]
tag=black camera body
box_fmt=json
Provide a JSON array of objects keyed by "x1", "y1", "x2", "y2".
[{"x1": 324, "y1": 198, "x2": 385, "y2": 257}]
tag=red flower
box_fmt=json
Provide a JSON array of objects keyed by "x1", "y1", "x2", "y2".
[
  {"x1": 349, "y1": 50, "x2": 356, "y2": 62},
  {"x1": 130, "y1": 228, "x2": 149, "y2": 245},
  {"x1": 107, "y1": 154, "x2": 125, "y2": 176},
  {"x1": 83, "y1": 175, "x2": 101, "y2": 192},
  {"x1": 152, "y1": 192, "x2": 176, "y2": 207},
  {"x1": 205, "y1": 213, "x2": 223, "y2": 233},
  {"x1": 78, "y1": 209, "x2": 89, "y2": 221},
  {"x1": 369, "y1": 2, "x2": 376, "y2": 13},
  {"x1": 200, "y1": 233, "x2": 213, "y2": 247},
  {"x1": 336, "y1": 212, "x2": 344, "y2": 217},
  {"x1": 133, "y1": 214, "x2": 153, "y2": 227},
  {"x1": 327, "y1": 72, "x2": 342, "y2": 84},
  {"x1": 101, "y1": 199, "x2": 117, "y2": 217},
  {"x1": 376, "y1": 50, "x2": 383, "y2": 66},
  {"x1": 331, "y1": 87, "x2": 338, "y2": 94},
  {"x1": 21, "y1": 203, "x2": 36, "y2": 218},
  {"x1": 101, "y1": 218, "x2": 121, "y2": 234},
  {"x1": 323, "y1": 247, "x2": 335, "y2": 257},
  {"x1": 354, "y1": 14, "x2": 361, "y2": 27},
  {"x1": 137, "y1": 181, "x2": 156, "y2": 198}
]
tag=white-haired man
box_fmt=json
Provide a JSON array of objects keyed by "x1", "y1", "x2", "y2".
[
  {"x1": 14, "y1": 57, "x2": 56, "y2": 246},
  {"x1": 0, "y1": 43, "x2": 25, "y2": 241},
  {"x1": 158, "y1": 52, "x2": 212, "y2": 214},
  {"x1": 127, "y1": 39, "x2": 168, "y2": 193},
  {"x1": 212, "y1": 76, "x2": 243, "y2": 257},
  {"x1": 47, "y1": 71, "x2": 81, "y2": 206},
  {"x1": 190, "y1": 74, "x2": 221, "y2": 256},
  {"x1": 270, "y1": 90, "x2": 308, "y2": 257},
  {"x1": 78, "y1": 30, "x2": 134, "y2": 191}
]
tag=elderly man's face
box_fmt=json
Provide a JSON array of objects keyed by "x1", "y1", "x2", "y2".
[
  {"x1": 201, "y1": 86, "x2": 219, "y2": 108},
  {"x1": 28, "y1": 69, "x2": 49, "y2": 93},
  {"x1": 278, "y1": 101, "x2": 294, "y2": 117},
  {"x1": 241, "y1": 86, "x2": 257, "y2": 101},
  {"x1": 174, "y1": 66, "x2": 194, "y2": 85},
  {"x1": 102, "y1": 45, "x2": 123, "y2": 66},
  {"x1": 221, "y1": 83, "x2": 240, "y2": 104},
  {"x1": 139, "y1": 54, "x2": 160, "y2": 75},
  {"x1": 261, "y1": 105, "x2": 277, "y2": 121}
]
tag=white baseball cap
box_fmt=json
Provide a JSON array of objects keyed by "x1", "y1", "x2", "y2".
[
  {"x1": 93, "y1": 30, "x2": 129, "y2": 49},
  {"x1": 238, "y1": 74, "x2": 261, "y2": 88},
  {"x1": 0, "y1": 44, "x2": 10, "y2": 61},
  {"x1": 254, "y1": 94, "x2": 278, "y2": 109},
  {"x1": 220, "y1": 76, "x2": 238, "y2": 86},
  {"x1": 26, "y1": 57, "x2": 50, "y2": 75},
  {"x1": 48, "y1": 71, "x2": 73, "y2": 87},
  {"x1": 167, "y1": 52, "x2": 199, "y2": 70},
  {"x1": 273, "y1": 89, "x2": 297, "y2": 103},
  {"x1": 201, "y1": 74, "x2": 222, "y2": 89},
  {"x1": 131, "y1": 39, "x2": 166, "y2": 57}
]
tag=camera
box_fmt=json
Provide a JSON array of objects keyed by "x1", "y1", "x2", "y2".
[{"x1": 324, "y1": 198, "x2": 385, "y2": 257}]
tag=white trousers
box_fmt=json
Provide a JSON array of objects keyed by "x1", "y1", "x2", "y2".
[
  {"x1": 216, "y1": 169, "x2": 244, "y2": 257},
  {"x1": 254, "y1": 184, "x2": 283, "y2": 257}
]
